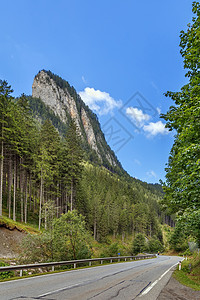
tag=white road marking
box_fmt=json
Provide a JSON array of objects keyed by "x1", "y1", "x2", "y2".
[
  {"x1": 140, "y1": 259, "x2": 184, "y2": 296},
  {"x1": 38, "y1": 282, "x2": 82, "y2": 297}
]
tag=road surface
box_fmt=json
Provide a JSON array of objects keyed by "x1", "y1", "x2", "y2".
[{"x1": 0, "y1": 255, "x2": 183, "y2": 300}]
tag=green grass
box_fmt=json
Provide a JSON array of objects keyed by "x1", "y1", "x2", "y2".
[
  {"x1": 0, "y1": 215, "x2": 39, "y2": 234},
  {"x1": 173, "y1": 269, "x2": 200, "y2": 291},
  {"x1": 173, "y1": 254, "x2": 200, "y2": 291}
]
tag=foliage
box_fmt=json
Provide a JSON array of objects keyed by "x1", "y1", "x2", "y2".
[
  {"x1": 19, "y1": 232, "x2": 53, "y2": 263},
  {"x1": 132, "y1": 233, "x2": 148, "y2": 255},
  {"x1": 169, "y1": 223, "x2": 188, "y2": 252},
  {"x1": 0, "y1": 261, "x2": 14, "y2": 280},
  {"x1": 53, "y1": 210, "x2": 92, "y2": 260},
  {"x1": 20, "y1": 211, "x2": 92, "y2": 263},
  {"x1": 148, "y1": 237, "x2": 164, "y2": 253},
  {"x1": 0, "y1": 216, "x2": 39, "y2": 234},
  {"x1": 174, "y1": 253, "x2": 200, "y2": 290},
  {"x1": 161, "y1": 1, "x2": 200, "y2": 246},
  {"x1": 100, "y1": 242, "x2": 126, "y2": 257},
  {"x1": 77, "y1": 162, "x2": 164, "y2": 242},
  {"x1": 0, "y1": 71, "x2": 169, "y2": 248}
]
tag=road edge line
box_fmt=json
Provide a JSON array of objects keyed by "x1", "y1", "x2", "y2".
[{"x1": 139, "y1": 259, "x2": 183, "y2": 297}]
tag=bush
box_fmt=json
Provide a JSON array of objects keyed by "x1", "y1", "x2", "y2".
[
  {"x1": 20, "y1": 210, "x2": 92, "y2": 263},
  {"x1": 20, "y1": 232, "x2": 53, "y2": 263},
  {"x1": 0, "y1": 261, "x2": 14, "y2": 280}
]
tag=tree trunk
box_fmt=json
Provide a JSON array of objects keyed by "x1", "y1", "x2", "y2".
[
  {"x1": 39, "y1": 169, "x2": 43, "y2": 230},
  {"x1": 24, "y1": 171, "x2": 28, "y2": 223},
  {"x1": 29, "y1": 174, "x2": 32, "y2": 211},
  {"x1": 8, "y1": 155, "x2": 13, "y2": 219},
  {"x1": 70, "y1": 180, "x2": 73, "y2": 211},
  {"x1": 13, "y1": 157, "x2": 16, "y2": 221},
  {"x1": 20, "y1": 166, "x2": 24, "y2": 223}
]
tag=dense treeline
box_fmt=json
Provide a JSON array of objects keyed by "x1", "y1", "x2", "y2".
[
  {"x1": 0, "y1": 80, "x2": 82, "y2": 229},
  {"x1": 0, "y1": 79, "x2": 169, "y2": 243},
  {"x1": 77, "y1": 163, "x2": 164, "y2": 242}
]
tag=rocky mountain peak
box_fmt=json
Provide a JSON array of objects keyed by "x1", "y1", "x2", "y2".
[{"x1": 32, "y1": 70, "x2": 122, "y2": 172}]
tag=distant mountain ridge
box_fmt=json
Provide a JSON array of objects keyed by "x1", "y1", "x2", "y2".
[{"x1": 30, "y1": 70, "x2": 124, "y2": 174}]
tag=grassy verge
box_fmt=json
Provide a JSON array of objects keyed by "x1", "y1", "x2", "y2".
[
  {"x1": 0, "y1": 215, "x2": 39, "y2": 234},
  {"x1": 173, "y1": 253, "x2": 200, "y2": 291}
]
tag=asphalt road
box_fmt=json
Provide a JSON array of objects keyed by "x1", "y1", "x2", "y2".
[{"x1": 0, "y1": 255, "x2": 183, "y2": 300}]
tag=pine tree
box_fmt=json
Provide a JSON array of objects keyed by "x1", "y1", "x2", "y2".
[
  {"x1": 64, "y1": 120, "x2": 83, "y2": 211},
  {"x1": 0, "y1": 80, "x2": 14, "y2": 216}
]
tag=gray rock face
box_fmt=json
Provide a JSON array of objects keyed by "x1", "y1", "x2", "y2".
[
  {"x1": 32, "y1": 70, "x2": 81, "y2": 131},
  {"x1": 32, "y1": 70, "x2": 120, "y2": 169}
]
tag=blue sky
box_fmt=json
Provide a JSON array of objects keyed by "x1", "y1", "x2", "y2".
[{"x1": 0, "y1": 0, "x2": 194, "y2": 183}]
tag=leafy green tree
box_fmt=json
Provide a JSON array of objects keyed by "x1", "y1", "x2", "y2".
[
  {"x1": 53, "y1": 210, "x2": 91, "y2": 260},
  {"x1": 161, "y1": 2, "x2": 200, "y2": 246}
]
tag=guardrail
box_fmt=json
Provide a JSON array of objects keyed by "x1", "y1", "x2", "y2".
[{"x1": 0, "y1": 254, "x2": 156, "y2": 277}]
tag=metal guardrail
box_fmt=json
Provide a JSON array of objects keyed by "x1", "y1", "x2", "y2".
[{"x1": 0, "y1": 254, "x2": 156, "y2": 277}]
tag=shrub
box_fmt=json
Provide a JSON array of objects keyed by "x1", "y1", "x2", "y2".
[{"x1": 0, "y1": 261, "x2": 14, "y2": 280}]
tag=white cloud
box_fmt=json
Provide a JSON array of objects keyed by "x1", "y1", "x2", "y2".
[
  {"x1": 134, "y1": 159, "x2": 141, "y2": 166},
  {"x1": 79, "y1": 87, "x2": 122, "y2": 115},
  {"x1": 156, "y1": 107, "x2": 161, "y2": 115},
  {"x1": 143, "y1": 121, "x2": 169, "y2": 137},
  {"x1": 146, "y1": 170, "x2": 157, "y2": 178},
  {"x1": 81, "y1": 76, "x2": 87, "y2": 84},
  {"x1": 126, "y1": 107, "x2": 150, "y2": 128},
  {"x1": 151, "y1": 81, "x2": 159, "y2": 93}
]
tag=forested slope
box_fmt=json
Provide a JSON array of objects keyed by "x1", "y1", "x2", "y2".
[{"x1": 0, "y1": 76, "x2": 170, "y2": 247}]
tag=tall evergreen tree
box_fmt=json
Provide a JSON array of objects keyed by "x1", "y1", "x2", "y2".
[
  {"x1": 64, "y1": 119, "x2": 83, "y2": 211},
  {"x1": 37, "y1": 119, "x2": 60, "y2": 229},
  {"x1": 0, "y1": 80, "x2": 14, "y2": 216}
]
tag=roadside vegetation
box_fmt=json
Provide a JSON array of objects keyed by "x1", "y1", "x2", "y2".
[{"x1": 174, "y1": 253, "x2": 200, "y2": 291}]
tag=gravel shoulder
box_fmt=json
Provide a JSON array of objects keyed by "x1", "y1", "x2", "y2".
[{"x1": 157, "y1": 275, "x2": 200, "y2": 300}]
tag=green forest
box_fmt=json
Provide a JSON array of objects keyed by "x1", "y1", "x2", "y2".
[
  {"x1": 1, "y1": 2, "x2": 200, "y2": 267},
  {"x1": 0, "y1": 78, "x2": 170, "y2": 261}
]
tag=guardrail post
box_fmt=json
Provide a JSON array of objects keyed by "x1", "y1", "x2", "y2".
[
  {"x1": 110, "y1": 259, "x2": 112, "y2": 263},
  {"x1": 89, "y1": 262, "x2": 91, "y2": 266},
  {"x1": 74, "y1": 263, "x2": 76, "y2": 269},
  {"x1": 101, "y1": 260, "x2": 103, "y2": 264},
  {"x1": 20, "y1": 270, "x2": 23, "y2": 277},
  {"x1": 118, "y1": 258, "x2": 120, "y2": 262},
  {"x1": 125, "y1": 258, "x2": 127, "y2": 261},
  {"x1": 52, "y1": 266, "x2": 55, "y2": 272}
]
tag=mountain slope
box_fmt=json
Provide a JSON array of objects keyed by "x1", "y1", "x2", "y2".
[{"x1": 31, "y1": 70, "x2": 123, "y2": 174}]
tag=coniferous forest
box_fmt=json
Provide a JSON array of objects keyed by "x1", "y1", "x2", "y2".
[{"x1": 0, "y1": 78, "x2": 169, "y2": 247}]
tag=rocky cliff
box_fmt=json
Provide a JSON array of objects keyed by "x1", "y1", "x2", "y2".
[{"x1": 32, "y1": 70, "x2": 122, "y2": 172}]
